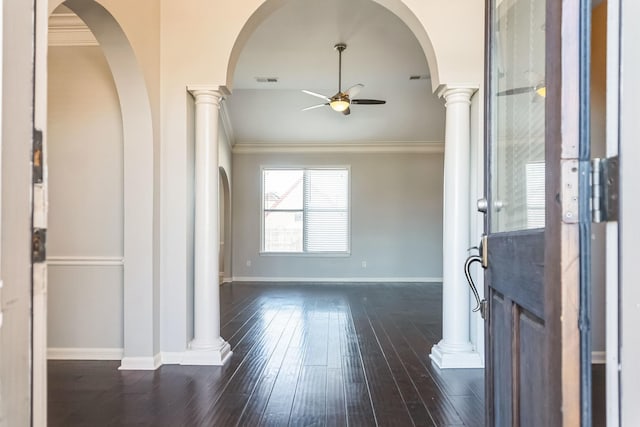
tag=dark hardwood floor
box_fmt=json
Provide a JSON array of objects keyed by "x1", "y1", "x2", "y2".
[
  {"x1": 49, "y1": 282, "x2": 485, "y2": 426},
  {"x1": 48, "y1": 282, "x2": 610, "y2": 426}
]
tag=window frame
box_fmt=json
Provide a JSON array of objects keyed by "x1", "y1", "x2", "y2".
[{"x1": 260, "y1": 165, "x2": 351, "y2": 256}]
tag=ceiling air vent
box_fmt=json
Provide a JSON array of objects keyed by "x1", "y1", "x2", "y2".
[
  {"x1": 256, "y1": 77, "x2": 279, "y2": 83},
  {"x1": 409, "y1": 74, "x2": 429, "y2": 81}
]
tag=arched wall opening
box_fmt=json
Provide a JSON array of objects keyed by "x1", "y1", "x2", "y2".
[
  {"x1": 47, "y1": 0, "x2": 156, "y2": 367},
  {"x1": 219, "y1": 166, "x2": 232, "y2": 283},
  {"x1": 220, "y1": 0, "x2": 485, "y2": 369},
  {"x1": 47, "y1": 7, "x2": 125, "y2": 359},
  {"x1": 225, "y1": 0, "x2": 440, "y2": 93}
]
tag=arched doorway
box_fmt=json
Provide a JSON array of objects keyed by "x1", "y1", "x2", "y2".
[
  {"x1": 46, "y1": 0, "x2": 156, "y2": 371},
  {"x1": 221, "y1": 0, "x2": 485, "y2": 370},
  {"x1": 219, "y1": 166, "x2": 232, "y2": 283}
]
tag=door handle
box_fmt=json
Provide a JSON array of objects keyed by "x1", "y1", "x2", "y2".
[
  {"x1": 464, "y1": 252, "x2": 483, "y2": 313},
  {"x1": 465, "y1": 236, "x2": 488, "y2": 319},
  {"x1": 477, "y1": 198, "x2": 488, "y2": 213}
]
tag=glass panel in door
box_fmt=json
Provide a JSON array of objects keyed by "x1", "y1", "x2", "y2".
[{"x1": 491, "y1": 0, "x2": 546, "y2": 233}]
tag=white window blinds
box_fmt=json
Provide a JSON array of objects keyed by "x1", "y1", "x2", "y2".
[{"x1": 263, "y1": 168, "x2": 350, "y2": 253}]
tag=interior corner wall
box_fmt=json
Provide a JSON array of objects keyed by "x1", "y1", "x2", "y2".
[
  {"x1": 232, "y1": 151, "x2": 444, "y2": 281},
  {"x1": 590, "y1": 2, "x2": 607, "y2": 355},
  {"x1": 47, "y1": 46, "x2": 124, "y2": 352}
]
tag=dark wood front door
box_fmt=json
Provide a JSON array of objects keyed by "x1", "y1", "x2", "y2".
[{"x1": 484, "y1": 0, "x2": 589, "y2": 425}]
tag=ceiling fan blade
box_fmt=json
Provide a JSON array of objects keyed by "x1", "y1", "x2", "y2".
[
  {"x1": 302, "y1": 90, "x2": 330, "y2": 101},
  {"x1": 342, "y1": 107, "x2": 351, "y2": 116},
  {"x1": 351, "y1": 99, "x2": 386, "y2": 105},
  {"x1": 496, "y1": 86, "x2": 536, "y2": 96},
  {"x1": 345, "y1": 84, "x2": 364, "y2": 98},
  {"x1": 302, "y1": 103, "x2": 328, "y2": 111}
]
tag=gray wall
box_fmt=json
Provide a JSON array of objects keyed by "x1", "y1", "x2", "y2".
[
  {"x1": 47, "y1": 46, "x2": 124, "y2": 352},
  {"x1": 232, "y1": 151, "x2": 444, "y2": 281}
]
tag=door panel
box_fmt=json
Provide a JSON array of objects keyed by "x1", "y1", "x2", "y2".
[
  {"x1": 484, "y1": 0, "x2": 585, "y2": 425},
  {"x1": 490, "y1": 292, "x2": 512, "y2": 427},
  {"x1": 518, "y1": 311, "x2": 545, "y2": 427},
  {"x1": 488, "y1": 231, "x2": 544, "y2": 319}
]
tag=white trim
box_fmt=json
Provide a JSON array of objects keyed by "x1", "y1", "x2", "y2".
[
  {"x1": 233, "y1": 141, "x2": 445, "y2": 154},
  {"x1": 592, "y1": 351, "x2": 606, "y2": 364},
  {"x1": 48, "y1": 13, "x2": 98, "y2": 47},
  {"x1": 605, "y1": 1, "x2": 621, "y2": 426},
  {"x1": 231, "y1": 276, "x2": 442, "y2": 283},
  {"x1": 219, "y1": 101, "x2": 236, "y2": 147},
  {"x1": 181, "y1": 343, "x2": 232, "y2": 366},
  {"x1": 429, "y1": 345, "x2": 484, "y2": 369},
  {"x1": 159, "y1": 352, "x2": 184, "y2": 365},
  {"x1": 47, "y1": 347, "x2": 124, "y2": 360},
  {"x1": 47, "y1": 256, "x2": 124, "y2": 266},
  {"x1": 119, "y1": 354, "x2": 162, "y2": 371}
]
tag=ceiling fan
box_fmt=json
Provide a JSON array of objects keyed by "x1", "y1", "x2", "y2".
[{"x1": 302, "y1": 43, "x2": 386, "y2": 116}]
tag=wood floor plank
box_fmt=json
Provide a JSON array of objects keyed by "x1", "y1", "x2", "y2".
[
  {"x1": 338, "y1": 307, "x2": 377, "y2": 426},
  {"x1": 237, "y1": 308, "x2": 304, "y2": 426},
  {"x1": 202, "y1": 307, "x2": 296, "y2": 426},
  {"x1": 289, "y1": 366, "x2": 328, "y2": 426},
  {"x1": 258, "y1": 302, "x2": 312, "y2": 427},
  {"x1": 379, "y1": 313, "x2": 468, "y2": 426},
  {"x1": 366, "y1": 311, "x2": 438, "y2": 427},
  {"x1": 348, "y1": 296, "x2": 415, "y2": 426},
  {"x1": 325, "y1": 368, "x2": 347, "y2": 427}
]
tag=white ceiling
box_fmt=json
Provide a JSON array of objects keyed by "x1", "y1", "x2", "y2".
[{"x1": 225, "y1": 0, "x2": 445, "y2": 144}]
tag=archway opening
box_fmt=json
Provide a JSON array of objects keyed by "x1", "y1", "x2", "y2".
[
  {"x1": 46, "y1": 0, "x2": 156, "y2": 371},
  {"x1": 219, "y1": 166, "x2": 232, "y2": 284}
]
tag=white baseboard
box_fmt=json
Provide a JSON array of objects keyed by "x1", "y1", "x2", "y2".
[
  {"x1": 160, "y1": 352, "x2": 184, "y2": 365},
  {"x1": 119, "y1": 354, "x2": 162, "y2": 371},
  {"x1": 231, "y1": 276, "x2": 443, "y2": 283},
  {"x1": 592, "y1": 350, "x2": 606, "y2": 364},
  {"x1": 47, "y1": 347, "x2": 123, "y2": 360}
]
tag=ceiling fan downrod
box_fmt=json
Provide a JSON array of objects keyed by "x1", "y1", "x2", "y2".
[{"x1": 334, "y1": 43, "x2": 346, "y2": 93}]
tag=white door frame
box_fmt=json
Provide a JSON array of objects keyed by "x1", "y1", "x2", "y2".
[
  {"x1": 618, "y1": 0, "x2": 640, "y2": 424},
  {"x1": 33, "y1": 0, "x2": 49, "y2": 424}
]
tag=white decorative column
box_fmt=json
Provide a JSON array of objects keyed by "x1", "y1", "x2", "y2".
[
  {"x1": 430, "y1": 86, "x2": 483, "y2": 369},
  {"x1": 182, "y1": 86, "x2": 232, "y2": 365}
]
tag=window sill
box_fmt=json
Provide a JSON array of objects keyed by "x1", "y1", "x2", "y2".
[{"x1": 259, "y1": 251, "x2": 351, "y2": 258}]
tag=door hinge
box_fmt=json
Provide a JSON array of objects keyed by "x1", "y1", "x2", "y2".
[
  {"x1": 591, "y1": 156, "x2": 619, "y2": 222},
  {"x1": 33, "y1": 128, "x2": 43, "y2": 184},
  {"x1": 32, "y1": 228, "x2": 46, "y2": 263}
]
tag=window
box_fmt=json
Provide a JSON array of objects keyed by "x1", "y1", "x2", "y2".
[{"x1": 262, "y1": 168, "x2": 350, "y2": 254}]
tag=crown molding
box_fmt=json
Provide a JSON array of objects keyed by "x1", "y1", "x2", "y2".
[
  {"x1": 48, "y1": 13, "x2": 98, "y2": 47},
  {"x1": 232, "y1": 141, "x2": 445, "y2": 154}
]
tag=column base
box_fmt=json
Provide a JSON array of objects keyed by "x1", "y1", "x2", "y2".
[
  {"x1": 181, "y1": 339, "x2": 232, "y2": 366},
  {"x1": 430, "y1": 341, "x2": 484, "y2": 369}
]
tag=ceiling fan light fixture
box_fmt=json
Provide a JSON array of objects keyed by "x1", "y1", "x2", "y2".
[
  {"x1": 330, "y1": 99, "x2": 350, "y2": 112},
  {"x1": 330, "y1": 93, "x2": 350, "y2": 112}
]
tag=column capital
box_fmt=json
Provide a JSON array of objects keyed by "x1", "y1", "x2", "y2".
[
  {"x1": 187, "y1": 85, "x2": 226, "y2": 107},
  {"x1": 436, "y1": 85, "x2": 478, "y2": 106}
]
